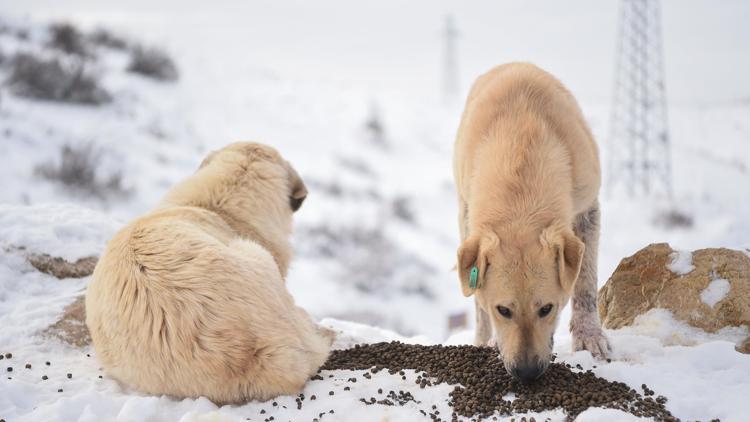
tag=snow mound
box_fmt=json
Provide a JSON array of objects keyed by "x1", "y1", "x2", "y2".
[
  {"x1": 0, "y1": 203, "x2": 120, "y2": 261},
  {"x1": 320, "y1": 318, "x2": 433, "y2": 350},
  {"x1": 667, "y1": 250, "x2": 695, "y2": 276},
  {"x1": 1, "y1": 204, "x2": 748, "y2": 422},
  {"x1": 700, "y1": 278, "x2": 731, "y2": 308}
]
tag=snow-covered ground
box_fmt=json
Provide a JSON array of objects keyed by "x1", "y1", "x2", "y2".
[
  {"x1": 0, "y1": 1, "x2": 749, "y2": 421},
  {"x1": 1, "y1": 204, "x2": 748, "y2": 421}
]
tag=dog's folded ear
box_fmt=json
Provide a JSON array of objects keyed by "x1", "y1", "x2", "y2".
[
  {"x1": 542, "y1": 227, "x2": 585, "y2": 293},
  {"x1": 287, "y1": 162, "x2": 307, "y2": 212},
  {"x1": 457, "y1": 234, "x2": 495, "y2": 297}
]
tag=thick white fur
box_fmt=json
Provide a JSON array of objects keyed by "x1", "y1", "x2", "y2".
[
  {"x1": 86, "y1": 142, "x2": 331, "y2": 404},
  {"x1": 454, "y1": 63, "x2": 611, "y2": 364}
]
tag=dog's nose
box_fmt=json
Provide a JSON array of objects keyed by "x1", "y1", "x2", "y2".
[{"x1": 511, "y1": 364, "x2": 545, "y2": 382}]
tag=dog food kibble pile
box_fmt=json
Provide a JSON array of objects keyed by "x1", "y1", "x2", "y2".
[{"x1": 320, "y1": 342, "x2": 678, "y2": 421}]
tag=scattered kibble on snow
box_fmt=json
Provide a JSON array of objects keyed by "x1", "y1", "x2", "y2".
[{"x1": 320, "y1": 341, "x2": 678, "y2": 421}]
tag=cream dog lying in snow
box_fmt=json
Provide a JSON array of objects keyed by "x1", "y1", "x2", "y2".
[
  {"x1": 454, "y1": 63, "x2": 611, "y2": 381},
  {"x1": 86, "y1": 142, "x2": 332, "y2": 404}
]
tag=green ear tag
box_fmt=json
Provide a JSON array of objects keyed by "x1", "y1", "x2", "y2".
[{"x1": 469, "y1": 265, "x2": 479, "y2": 289}]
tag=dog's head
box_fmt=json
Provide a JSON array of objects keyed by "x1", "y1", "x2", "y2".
[
  {"x1": 197, "y1": 142, "x2": 308, "y2": 216},
  {"x1": 457, "y1": 225, "x2": 584, "y2": 381}
]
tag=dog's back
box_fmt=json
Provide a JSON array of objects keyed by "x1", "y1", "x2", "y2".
[{"x1": 454, "y1": 62, "x2": 600, "y2": 220}]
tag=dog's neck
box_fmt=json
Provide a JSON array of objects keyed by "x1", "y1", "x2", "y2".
[
  {"x1": 469, "y1": 189, "x2": 572, "y2": 242},
  {"x1": 206, "y1": 205, "x2": 292, "y2": 278},
  {"x1": 159, "y1": 176, "x2": 293, "y2": 278}
]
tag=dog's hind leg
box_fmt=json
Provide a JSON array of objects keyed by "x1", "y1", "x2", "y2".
[{"x1": 570, "y1": 200, "x2": 611, "y2": 358}]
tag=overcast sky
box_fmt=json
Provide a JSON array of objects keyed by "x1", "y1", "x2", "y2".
[{"x1": 5, "y1": 0, "x2": 749, "y2": 104}]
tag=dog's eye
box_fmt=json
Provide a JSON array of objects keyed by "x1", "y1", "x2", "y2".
[
  {"x1": 289, "y1": 195, "x2": 305, "y2": 212},
  {"x1": 496, "y1": 306, "x2": 512, "y2": 319},
  {"x1": 538, "y1": 304, "x2": 553, "y2": 318}
]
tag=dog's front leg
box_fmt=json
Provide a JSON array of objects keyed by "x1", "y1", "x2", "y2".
[
  {"x1": 461, "y1": 199, "x2": 493, "y2": 347},
  {"x1": 570, "y1": 202, "x2": 611, "y2": 358},
  {"x1": 474, "y1": 300, "x2": 493, "y2": 346}
]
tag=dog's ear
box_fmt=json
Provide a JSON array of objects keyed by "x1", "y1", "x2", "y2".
[
  {"x1": 287, "y1": 162, "x2": 307, "y2": 212},
  {"x1": 543, "y1": 227, "x2": 585, "y2": 293},
  {"x1": 457, "y1": 234, "x2": 494, "y2": 297}
]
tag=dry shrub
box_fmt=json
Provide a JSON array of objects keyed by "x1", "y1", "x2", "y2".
[
  {"x1": 297, "y1": 224, "x2": 434, "y2": 299},
  {"x1": 127, "y1": 46, "x2": 178, "y2": 81},
  {"x1": 34, "y1": 143, "x2": 128, "y2": 199},
  {"x1": 48, "y1": 22, "x2": 90, "y2": 56},
  {"x1": 89, "y1": 28, "x2": 129, "y2": 50},
  {"x1": 653, "y1": 208, "x2": 694, "y2": 229},
  {"x1": 391, "y1": 196, "x2": 416, "y2": 224},
  {"x1": 7, "y1": 53, "x2": 110, "y2": 105}
]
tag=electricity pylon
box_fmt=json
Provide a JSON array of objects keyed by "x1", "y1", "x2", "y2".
[{"x1": 608, "y1": 0, "x2": 672, "y2": 197}]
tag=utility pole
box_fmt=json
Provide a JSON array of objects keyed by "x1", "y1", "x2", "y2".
[
  {"x1": 608, "y1": 0, "x2": 672, "y2": 197},
  {"x1": 442, "y1": 15, "x2": 459, "y2": 101}
]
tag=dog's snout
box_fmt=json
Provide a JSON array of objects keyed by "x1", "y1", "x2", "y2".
[{"x1": 510, "y1": 362, "x2": 545, "y2": 382}]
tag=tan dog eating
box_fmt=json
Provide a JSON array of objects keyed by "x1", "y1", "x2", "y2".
[{"x1": 453, "y1": 63, "x2": 611, "y2": 381}]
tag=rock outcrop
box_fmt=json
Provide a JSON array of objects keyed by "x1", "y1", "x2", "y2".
[
  {"x1": 43, "y1": 295, "x2": 90, "y2": 347},
  {"x1": 27, "y1": 253, "x2": 98, "y2": 279},
  {"x1": 598, "y1": 243, "x2": 750, "y2": 354}
]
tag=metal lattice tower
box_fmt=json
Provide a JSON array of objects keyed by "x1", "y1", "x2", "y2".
[
  {"x1": 608, "y1": 0, "x2": 672, "y2": 197},
  {"x1": 442, "y1": 15, "x2": 459, "y2": 101}
]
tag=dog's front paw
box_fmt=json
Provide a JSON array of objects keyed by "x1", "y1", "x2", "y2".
[{"x1": 572, "y1": 328, "x2": 611, "y2": 359}]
